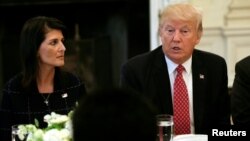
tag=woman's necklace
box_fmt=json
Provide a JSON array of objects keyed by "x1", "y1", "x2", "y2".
[
  {"x1": 37, "y1": 83, "x2": 53, "y2": 106},
  {"x1": 40, "y1": 94, "x2": 51, "y2": 106}
]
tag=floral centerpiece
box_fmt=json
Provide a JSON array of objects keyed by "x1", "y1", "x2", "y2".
[{"x1": 14, "y1": 111, "x2": 73, "y2": 141}]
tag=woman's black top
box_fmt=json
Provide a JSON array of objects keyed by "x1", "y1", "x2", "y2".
[{"x1": 0, "y1": 70, "x2": 86, "y2": 140}]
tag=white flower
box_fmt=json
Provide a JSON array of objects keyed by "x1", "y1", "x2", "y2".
[
  {"x1": 15, "y1": 111, "x2": 73, "y2": 141},
  {"x1": 43, "y1": 129, "x2": 70, "y2": 141},
  {"x1": 16, "y1": 125, "x2": 29, "y2": 140},
  {"x1": 26, "y1": 129, "x2": 44, "y2": 141},
  {"x1": 44, "y1": 112, "x2": 69, "y2": 126}
]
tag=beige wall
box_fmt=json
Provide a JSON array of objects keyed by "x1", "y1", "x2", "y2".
[
  {"x1": 191, "y1": 0, "x2": 232, "y2": 27},
  {"x1": 193, "y1": 0, "x2": 250, "y2": 86}
]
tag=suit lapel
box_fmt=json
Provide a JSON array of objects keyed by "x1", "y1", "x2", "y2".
[
  {"x1": 192, "y1": 50, "x2": 208, "y2": 131},
  {"x1": 152, "y1": 48, "x2": 173, "y2": 114}
]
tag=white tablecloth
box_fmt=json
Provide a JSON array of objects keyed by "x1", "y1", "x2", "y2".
[{"x1": 173, "y1": 134, "x2": 208, "y2": 141}]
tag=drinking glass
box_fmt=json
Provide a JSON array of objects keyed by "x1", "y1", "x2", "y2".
[{"x1": 156, "y1": 114, "x2": 173, "y2": 141}]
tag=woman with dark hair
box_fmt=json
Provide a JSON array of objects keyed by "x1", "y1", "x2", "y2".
[{"x1": 0, "y1": 16, "x2": 86, "y2": 140}]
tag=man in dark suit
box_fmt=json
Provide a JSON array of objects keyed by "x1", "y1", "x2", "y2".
[
  {"x1": 231, "y1": 56, "x2": 250, "y2": 127},
  {"x1": 120, "y1": 3, "x2": 230, "y2": 135}
]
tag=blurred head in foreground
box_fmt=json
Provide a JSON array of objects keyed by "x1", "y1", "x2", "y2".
[{"x1": 73, "y1": 88, "x2": 157, "y2": 141}]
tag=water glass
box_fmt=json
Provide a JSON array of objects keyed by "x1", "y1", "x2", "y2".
[{"x1": 156, "y1": 114, "x2": 173, "y2": 141}]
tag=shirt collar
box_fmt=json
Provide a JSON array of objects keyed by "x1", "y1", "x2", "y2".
[{"x1": 165, "y1": 56, "x2": 192, "y2": 75}]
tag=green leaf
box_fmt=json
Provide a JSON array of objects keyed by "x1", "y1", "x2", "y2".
[{"x1": 34, "y1": 118, "x2": 39, "y2": 128}]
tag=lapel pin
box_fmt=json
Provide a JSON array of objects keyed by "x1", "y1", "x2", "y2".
[
  {"x1": 199, "y1": 74, "x2": 205, "y2": 79},
  {"x1": 62, "y1": 93, "x2": 68, "y2": 98}
]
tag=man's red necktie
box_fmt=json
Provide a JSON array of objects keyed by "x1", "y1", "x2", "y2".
[{"x1": 173, "y1": 65, "x2": 191, "y2": 135}]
